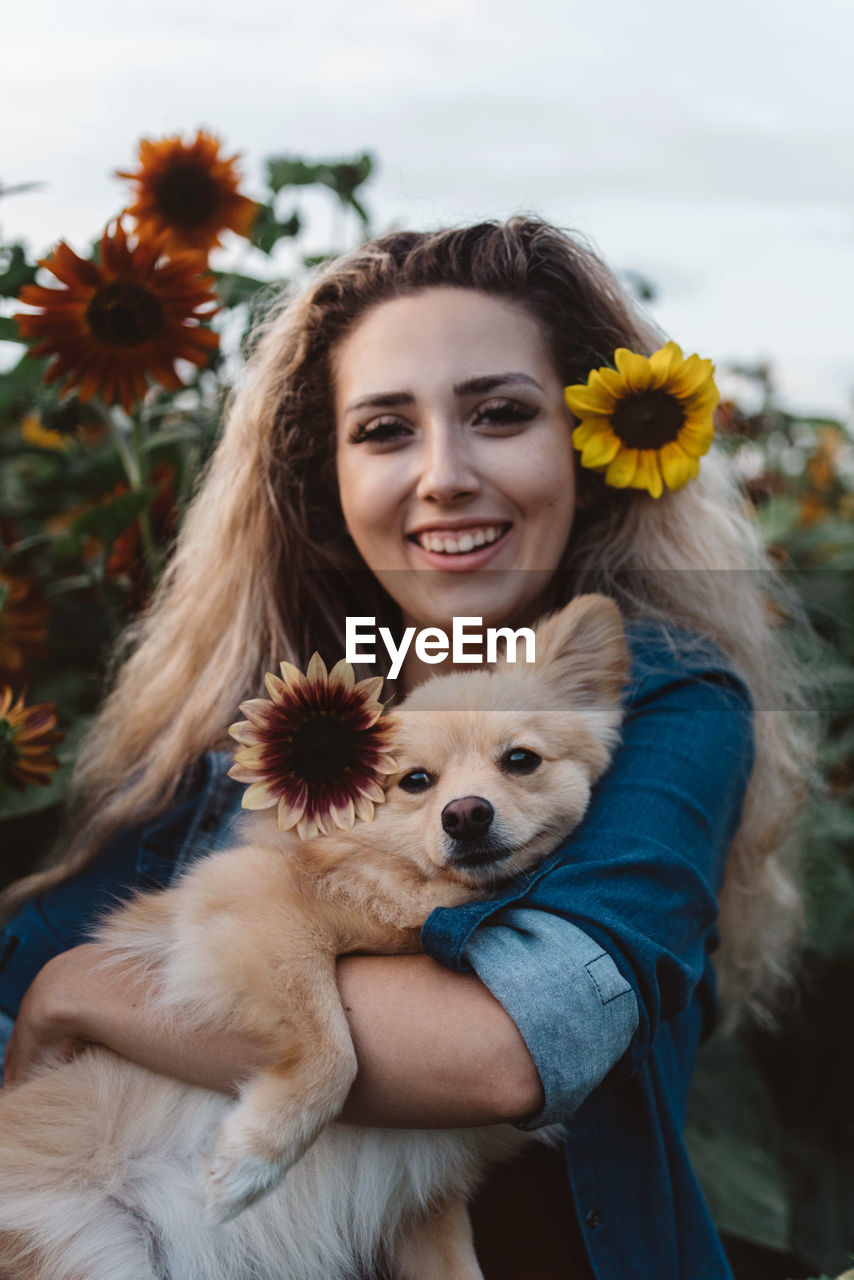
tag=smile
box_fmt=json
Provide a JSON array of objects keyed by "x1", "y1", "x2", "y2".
[{"x1": 409, "y1": 524, "x2": 511, "y2": 556}]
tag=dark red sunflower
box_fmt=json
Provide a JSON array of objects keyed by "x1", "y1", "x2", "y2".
[
  {"x1": 14, "y1": 221, "x2": 219, "y2": 413},
  {"x1": 228, "y1": 654, "x2": 398, "y2": 839},
  {"x1": 0, "y1": 571, "x2": 49, "y2": 682},
  {"x1": 0, "y1": 685, "x2": 63, "y2": 791},
  {"x1": 118, "y1": 130, "x2": 259, "y2": 256}
]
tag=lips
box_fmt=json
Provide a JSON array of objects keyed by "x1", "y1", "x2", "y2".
[{"x1": 408, "y1": 523, "x2": 510, "y2": 557}]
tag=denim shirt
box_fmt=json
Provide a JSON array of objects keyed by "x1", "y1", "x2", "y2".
[{"x1": 0, "y1": 623, "x2": 754, "y2": 1280}]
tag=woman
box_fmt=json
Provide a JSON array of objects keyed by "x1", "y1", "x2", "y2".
[{"x1": 0, "y1": 218, "x2": 808, "y2": 1278}]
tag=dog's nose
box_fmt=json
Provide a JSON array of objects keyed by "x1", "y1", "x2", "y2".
[{"x1": 441, "y1": 796, "x2": 495, "y2": 842}]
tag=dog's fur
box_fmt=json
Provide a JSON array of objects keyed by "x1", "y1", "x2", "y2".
[{"x1": 0, "y1": 595, "x2": 628, "y2": 1280}]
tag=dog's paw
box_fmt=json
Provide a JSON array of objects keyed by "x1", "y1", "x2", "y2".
[{"x1": 203, "y1": 1148, "x2": 288, "y2": 1224}]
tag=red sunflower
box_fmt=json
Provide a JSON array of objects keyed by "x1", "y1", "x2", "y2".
[
  {"x1": 228, "y1": 654, "x2": 398, "y2": 839},
  {"x1": 0, "y1": 686, "x2": 63, "y2": 791},
  {"x1": 118, "y1": 130, "x2": 259, "y2": 256},
  {"x1": 14, "y1": 221, "x2": 219, "y2": 413}
]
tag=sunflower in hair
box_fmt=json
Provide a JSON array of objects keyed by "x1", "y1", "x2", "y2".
[
  {"x1": 228, "y1": 655, "x2": 397, "y2": 839},
  {"x1": 565, "y1": 342, "x2": 719, "y2": 499}
]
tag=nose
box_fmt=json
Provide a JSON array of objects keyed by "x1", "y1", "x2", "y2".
[
  {"x1": 415, "y1": 425, "x2": 479, "y2": 504},
  {"x1": 441, "y1": 796, "x2": 495, "y2": 842}
]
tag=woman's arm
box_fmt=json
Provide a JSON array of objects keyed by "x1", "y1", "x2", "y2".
[{"x1": 1, "y1": 943, "x2": 544, "y2": 1126}]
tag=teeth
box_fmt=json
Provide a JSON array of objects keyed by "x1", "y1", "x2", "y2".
[{"x1": 416, "y1": 525, "x2": 505, "y2": 555}]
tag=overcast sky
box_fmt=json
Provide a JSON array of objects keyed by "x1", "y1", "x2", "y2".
[{"x1": 3, "y1": 0, "x2": 853, "y2": 418}]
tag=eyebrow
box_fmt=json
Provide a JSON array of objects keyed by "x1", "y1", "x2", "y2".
[{"x1": 343, "y1": 372, "x2": 544, "y2": 415}]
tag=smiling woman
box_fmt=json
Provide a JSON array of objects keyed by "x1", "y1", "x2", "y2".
[
  {"x1": 0, "y1": 217, "x2": 812, "y2": 1280},
  {"x1": 334, "y1": 288, "x2": 576, "y2": 637}
]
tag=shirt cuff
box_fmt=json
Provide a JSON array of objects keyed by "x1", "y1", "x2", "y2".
[{"x1": 461, "y1": 908, "x2": 639, "y2": 1129}]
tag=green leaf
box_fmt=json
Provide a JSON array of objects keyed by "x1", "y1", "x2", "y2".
[
  {"x1": 685, "y1": 1031, "x2": 790, "y2": 1251},
  {"x1": 0, "y1": 243, "x2": 38, "y2": 297},
  {"x1": 212, "y1": 268, "x2": 275, "y2": 307},
  {"x1": 0, "y1": 315, "x2": 25, "y2": 342},
  {"x1": 249, "y1": 205, "x2": 301, "y2": 256},
  {"x1": 266, "y1": 157, "x2": 325, "y2": 193},
  {"x1": 69, "y1": 487, "x2": 156, "y2": 547}
]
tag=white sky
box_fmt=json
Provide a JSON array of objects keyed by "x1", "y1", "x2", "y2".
[{"x1": 3, "y1": 0, "x2": 853, "y2": 419}]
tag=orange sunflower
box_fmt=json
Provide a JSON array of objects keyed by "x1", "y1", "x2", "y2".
[
  {"x1": 118, "y1": 130, "x2": 259, "y2": 256},
  {"x1": 15, "y1": 221, "x2": 219, "y2": 413},
  {"x1": 565, "y1": 342, "x2": 719, "y2": 499},
  {"x1": 0, "y1": 571, "x2": 49, "y2": 682},
  {"x1": 0, "y1": 686, "x2": 63, "y2": 791},
  {"x1": 228, "y1": 654, "x2": 398, "y2": 839}
]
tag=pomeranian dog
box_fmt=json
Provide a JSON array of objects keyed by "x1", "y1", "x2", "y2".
[{"x1": 0, "y1": 594, "x2": 628, "y2": 1280}]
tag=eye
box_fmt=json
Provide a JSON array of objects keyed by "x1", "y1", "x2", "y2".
[
  {"x1": 472, "y1": 399, "x2": 538, "y2": 429},
  {"x1": 398, "y1": 769, "x2": 435, "y2": 793},
  {"x1": 349, "y1": 417, "x2": 410, "y2": 445},
  {"x1": 501, "y1": 748, "x2": 542, "y2": 774}
]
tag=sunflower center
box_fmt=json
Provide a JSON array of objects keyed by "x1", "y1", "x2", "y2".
[
  {"x1": 290, "y1": 714, "x2": 358, "y2": 784},
  {"x1": 154, "y1": 163, "x2": 221, "y2": 228},
  {"x1": 86, "y1": 281, "x2": 164, "y2": 348},
  {"x1": 611, "y1": 389, "x2": 685, "y2": 450}
]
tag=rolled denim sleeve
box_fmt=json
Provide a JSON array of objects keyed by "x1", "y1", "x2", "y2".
[
  {"x1": 463, "y1": 909, "x2": 638, "y2": 1127},
  {"x1": 421, "y1": 631, "x2": 755, "y2": 1122}
]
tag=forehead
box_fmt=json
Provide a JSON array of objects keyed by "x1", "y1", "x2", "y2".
[{"x1": 331, "y1": 287, "x2": 556, "y2": 407}]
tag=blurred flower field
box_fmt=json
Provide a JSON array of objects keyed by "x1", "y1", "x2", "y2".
[{"x1": 0, "y1": 134, "x2": 853, "y2": 1279}]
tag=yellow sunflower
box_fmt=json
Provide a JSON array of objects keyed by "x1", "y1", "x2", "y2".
[
  {"x1": 118, "y1": 130, "x2": 259, "y2": 256},
  {"x1": 564, "y1": 342, "x2": 719, "y2": 499},
  {"x1": 0, "y1": 685, "x2": 63, "y2": 791},
  {"x1": 14, "y1": 221, "x2": 219, "y2": 412},
  {"x1": 228, "y1": 653, "x2": 398, "y2": 839}
]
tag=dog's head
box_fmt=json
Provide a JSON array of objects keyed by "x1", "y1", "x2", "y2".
[{"x1": 374, "y1": 594, "x2": 630, "y2": 889}]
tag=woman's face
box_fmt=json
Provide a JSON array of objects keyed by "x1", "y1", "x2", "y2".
[{"x1": 333, "y1": 287, "x2": 577, "y2": 632}]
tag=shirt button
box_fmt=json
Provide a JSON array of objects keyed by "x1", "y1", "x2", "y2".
[{"x1": 585, "y1": 1207, "x2": 604, "y2": 1230}]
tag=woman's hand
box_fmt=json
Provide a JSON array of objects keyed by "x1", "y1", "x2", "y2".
[
  {"x1": 2, "y1": 942, "x2": 270, "y2": 1094},
  {"x1": 3, "y1": 945, "x2": 543, "y2": 1127},
  {"x1": 2, "y1": 945, "x2": 102, "y2": 1088}
]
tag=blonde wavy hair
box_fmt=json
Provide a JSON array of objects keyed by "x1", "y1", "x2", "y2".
[{"x1": 2, "y1": 216, "x2": 812, "y2": 1024}]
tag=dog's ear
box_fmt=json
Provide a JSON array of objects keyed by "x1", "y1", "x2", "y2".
[{"x1": 531, "y1": 595, "x2": 630, "y2": 707}]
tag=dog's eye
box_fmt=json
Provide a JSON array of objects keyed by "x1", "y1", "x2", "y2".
[
  {"x1": 398, "y1": 769, "x2": 434, "y2": 793},
  {"x1": 501, "y1": 748, "x2": 542, "y2": 774}
]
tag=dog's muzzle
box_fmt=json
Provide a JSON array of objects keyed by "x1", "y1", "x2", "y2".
[{"x1": 442, "y1": 796, "x2": 510, "y2": 869}]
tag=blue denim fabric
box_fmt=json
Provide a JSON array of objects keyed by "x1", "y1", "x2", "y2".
[
  {"x1": 0, "y1": 622, "x2": 753, "y2": 1279},
  {"x1": 0, "y1": 1009, "x2": 12, "y2": 1083},
  {"x1": 463, "y1": 910, "x2": 638, "y2": 1128}
]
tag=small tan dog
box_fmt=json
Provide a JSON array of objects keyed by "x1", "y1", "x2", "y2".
[{"x1": 0, "y1": 595, "x2": 628, "y2": 1280}]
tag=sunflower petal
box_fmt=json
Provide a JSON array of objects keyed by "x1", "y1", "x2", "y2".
[
  {"x1": 614, "y1": 349, "x2": 654, "y2": 392},
  {"x1": 648, "y1": 341, "x2": 682, "y2": 387},
  {"x1": 630, "y1": 450, "x2": 664, "y2": 499},
  {"x1": 659, "y1": 441, "x2": 700, "y2": 489},
  {"x1": 227, "y1": 719, "x2": 263, "y2": 746},
  {"x1": 328, "y1": 658, "x2": 356, "y2": 691},
  {"x1": 306, "y1": 652, "x2": 328, "y2": 685},
  {"x1": 278, "y1": 661, "x2": 305, "y2": 692},
  {"x1": 572, "y1": 418, "x2": 612, "y2": 448},
  {"x1": 563, "y1": 382, "x2": 615, "y2": 416},
  {"x1": 238, "y1": 698, "x2": 278, "y2": 728},
  {"x1": 242, "y1": 781, "x2": 280, "y2": 810},
  {"x1": 580, "y1": 430, "x2": 622, "y2": 469},
  {"x1": 677, "y1": 420, "x2": 715, "y2": 458},
  {"x1": 605, "y1": 447, "x2": 640, "y2": 488},
  {"x1": 265, "y1": 671, "x2": 288, "y2": 704}
]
